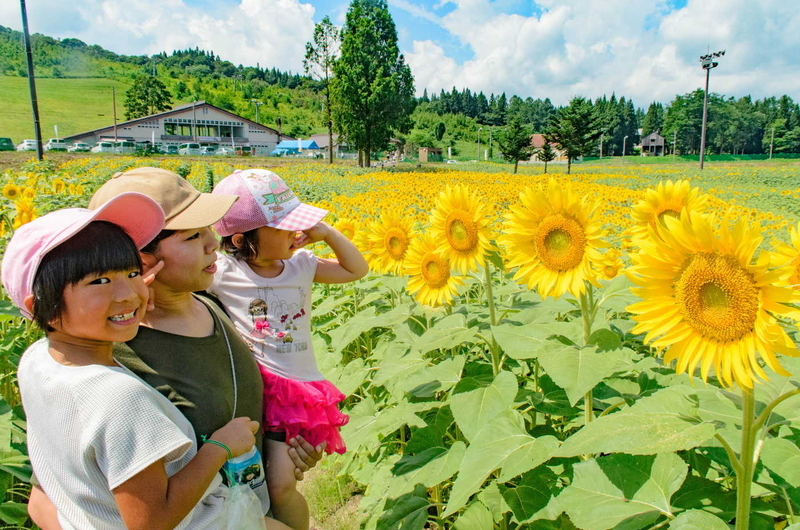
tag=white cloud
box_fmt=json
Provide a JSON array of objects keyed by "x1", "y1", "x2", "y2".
[
  {"x1": 1, "y1": 0, "x2": 316, "y2": 73},
  {"x1": 401, "y1": 0, "x2": 800, "y2": 104}
]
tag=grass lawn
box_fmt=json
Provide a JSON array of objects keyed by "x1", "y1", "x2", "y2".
[{"x1": 1, "y1": 76, "x2": 133, "y2": 143}]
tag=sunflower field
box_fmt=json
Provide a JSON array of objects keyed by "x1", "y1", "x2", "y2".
[{"x1": 1, "y1": 156, "x2": 800, "y2": 529}]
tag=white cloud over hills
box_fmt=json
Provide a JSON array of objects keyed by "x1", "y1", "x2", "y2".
[{"x1": 2, "y1": 0, "x2": 799, "y2": 105}]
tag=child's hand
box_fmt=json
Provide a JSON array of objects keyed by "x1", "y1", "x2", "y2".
[
  {"x1": 292, "y1": 222, "x2": 331, "y2": 249},
  {"x1": 209, "y1": 417, "x2": 260, "y2": 458}
]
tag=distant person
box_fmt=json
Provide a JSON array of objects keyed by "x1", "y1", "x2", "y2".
[{"x1": 208, "y1": 169, "x2": 369, "y2": 530}]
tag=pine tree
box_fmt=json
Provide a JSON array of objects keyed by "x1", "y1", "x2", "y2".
[
  {"x1": 123, "y1": 74, "x2": 173, "y2": 120},
  {"x1": 537, "y1": 141, "x2": 556, "y2": 174},
  {"x1": 545, "y1": 97, "x2": 601, "y2": 174},
  {"x1": 495, "y1": 118, "x2": 536, "y2": 173},
  {"x1": 304, "y1": 16, "x2": 340, "y2": 164},
  {"x1": 331, "y1": 0, "x2": 415, "y2": 167}
]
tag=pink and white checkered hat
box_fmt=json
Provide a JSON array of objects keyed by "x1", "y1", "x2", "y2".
[{"x1": 212, "y1": 169, "x2": 328, "y2": 237}]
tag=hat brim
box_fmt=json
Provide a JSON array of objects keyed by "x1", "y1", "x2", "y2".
[
  {"x1": 165, "y1": 193, "x2": 238, "y2": 230},
  {"x1": 268, "y1": 204, "x2": 328, "y2": 232}
]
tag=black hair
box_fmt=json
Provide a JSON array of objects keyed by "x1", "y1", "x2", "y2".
[
  {"x1": 140, "y1": 229, "x2": 176, "y2": 255},
  {"x1": 31, "y1": 221, "x2": 142, "y2": 331},
  {"x1": 219, "y1": 229, "x2": 260, "y2": 262}
]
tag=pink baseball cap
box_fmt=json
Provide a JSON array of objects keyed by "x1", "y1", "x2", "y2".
[
  {"x1": 212, "y1": 169, "x2": 328, "y2": 236},
  {"x1": 1, "y1": 192, "x2": 165, "y2": 319}
]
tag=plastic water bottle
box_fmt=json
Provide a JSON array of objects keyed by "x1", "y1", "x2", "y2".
[{"x1": 223, "y1": 445, "x2": 270, "y2": 513}]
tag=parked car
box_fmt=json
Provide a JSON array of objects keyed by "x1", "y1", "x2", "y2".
[
  {"x1": 114, "y1": 140, "x2": 136, "y2": 155},
  {"x1": 0, "y1": 138, "x2": 14, "y2": 151},
  {"x1": 234, "y1": 146, "x2": 252, "y2": 157},
  {"x1": 200, "y1": 146, "x2": 217, "y2": 156},
  {"x1": 16, "y1": 139, "x2": 38, "y2": 151},
  {"x1": 44, "y1": 138, "x2": 68, "y2": 151},
  {"x1": 68, "y1": 142, "x2": 91, "y2": 153},
  {"x1": 178, "y1": 143, "x2": 201, "y2": 156},
  {"x1": 216, "y1": 147, "x2": 234, "y2": 156},
  {"x1": 91, "y1": 141, "x2": 114, "y2": 153},
  {"x1": 165, "y1": 145, "x2": 179, "y2": 155}
]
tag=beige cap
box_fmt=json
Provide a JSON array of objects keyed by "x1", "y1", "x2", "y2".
[{"x1": 89, "y1": 167, "x2": 238, "y2": 230}]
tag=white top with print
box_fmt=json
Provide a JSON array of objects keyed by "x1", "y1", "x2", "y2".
[{"x1": 210, "y1": 250, "x2": 322, "y2": 381}]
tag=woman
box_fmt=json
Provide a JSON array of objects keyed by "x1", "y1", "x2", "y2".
[{"x1": 28, "y1": 168, "x2": 323, "y2": 529}]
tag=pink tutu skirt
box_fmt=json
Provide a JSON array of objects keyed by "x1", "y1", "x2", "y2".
[{"x1": 259, "y1": 366, "x2": 349, "y2": 455}]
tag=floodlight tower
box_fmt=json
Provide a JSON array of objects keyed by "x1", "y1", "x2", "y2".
[{"x1": 698, "y1": 50, "x2": 725, "y2": 169}]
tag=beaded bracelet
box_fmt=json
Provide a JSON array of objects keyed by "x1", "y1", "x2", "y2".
[{"x1": 200, "y1": 435, "x2": 233, "y2": 460}]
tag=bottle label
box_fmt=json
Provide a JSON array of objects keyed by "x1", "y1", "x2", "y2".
[{"x1": 223, "y1": 446, "x2": 270, "y2": 514}]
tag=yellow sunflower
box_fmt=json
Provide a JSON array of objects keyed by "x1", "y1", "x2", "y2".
[
  {"x1": 627, "y1": 211, "x2": 800, "y2": 389},
  {"x1": 12, "y1": 199, "x2": 37, "y2": 229},
  {"x1": 366, "y1": 210, "x2": 414, "y2": 274},
  {"x1": 772, "y1": 222, "x2": 800, "y2": 289},
  {"x1": 2, "y1": 183, "x2": 20, "y2": 201},
  {"x1": 22, "y1": 187, "x2": 36, "y2": 200},
  {"x1": 428, "y1": 185, "x2": 493, "y2": 273},
  {"x1": 403, "y1": 233, "x2": 464, "y2": 306},
  {"x1": 334, "y1": 217, "x2": 358, "y2": 241},
  {"x1": 630, "y1": 180, "x2": 708, "y2": 243},
  {"x1": 51, "y1": 178, "x2": 67, "y2": 194},
  {"x1": 499, "y1": 178, "x2": 608, "y2": 299},
  {"x1": 598, "y1": 248, "x2": 624, "y2": 280}
]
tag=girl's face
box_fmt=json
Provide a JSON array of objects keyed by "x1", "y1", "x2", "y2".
[
  {"x1": 147, "y1": 227, "x2": 219, "y2": 293},
  {"x1": 54, "y1": 269, "x2": 148, "y2": 343},
  {"x1": 252, "y1": 226, "x2": 298, "y2": 261}
]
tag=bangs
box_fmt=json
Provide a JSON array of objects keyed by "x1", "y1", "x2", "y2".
[{"x1": 31, "y1": 221, "x2": 142, "y2": 331}]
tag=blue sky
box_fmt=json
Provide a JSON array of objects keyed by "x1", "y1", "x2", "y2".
[{"x1": 1, "y1": 0, "x2": 797, "y2": 105}]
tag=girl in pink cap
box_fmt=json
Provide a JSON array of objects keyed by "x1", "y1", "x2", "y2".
[
  {"x1": 0, "y1": 196, "x2": 262, "y2": 530},
  {"x1": 210, "y1": 169, "x2": 369, "y2": 530}
]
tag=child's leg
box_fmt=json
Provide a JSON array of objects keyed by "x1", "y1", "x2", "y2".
[{"x1": 265, "y1": 439, "x2": 310, "y2": 530}]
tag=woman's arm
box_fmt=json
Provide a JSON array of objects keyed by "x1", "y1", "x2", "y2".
[
  {"x1": 28, "y1": 485, "x2": 62, "y2": 530},
  {"x1": 114, "y1": 417, "x2": 258, "y2": 530}
]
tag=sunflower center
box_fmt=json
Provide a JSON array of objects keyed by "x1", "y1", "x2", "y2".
[
  {"x1": 384, "y1": 228, "x2": 409, "y2": 260},
  {"x1": 341, "y1": 227, "x2": 354, "y2": 239},
  {"x1": 674, "y1": 253, "x2": 758, "y2": 342},
  {"x1": 421, "y1": 252, "x2": 450, "y2": 288},
  {"x1": 535, "y1": 214, "x2": 587, "y2": 271},
  {"x1": 445, "y1": 210, "x2": 478, "y2": 252}
]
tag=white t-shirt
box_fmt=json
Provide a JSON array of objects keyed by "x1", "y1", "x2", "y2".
[
  {"x1": 210, "y1": 250, "x2": 322, "y2": 381},
  {"x1": 18, "y1": 339, "x2": 227, "y2": 530}
]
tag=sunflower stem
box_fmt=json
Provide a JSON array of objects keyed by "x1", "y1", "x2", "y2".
[
  {"x1": 579, "y1": 286, "x2": 597, "y2": 424},
  {"x1": 484, "y1": 262, "x2": 502, "y2": 377},
  {"x1": 736, "y1": 388, "x2": 756, "y2": 530},
  {"x1": 753, "y1": 387, "x2": 800, "y2": 434},
  {"x1": 714, "y1": 433, "x2": 742, "y2": 476}
]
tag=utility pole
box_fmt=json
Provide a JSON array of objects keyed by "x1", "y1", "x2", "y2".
[
  {"x1": 769, "y1": 127, "x2": 775, "y2": 160},
  {"x1": 112, "y1": 87, "x2": 118, "y2": 142},
  {"x1": 192, "y1": 100, "x2": 197, "y2": 142},
  {"x1": 672, "y1": 130, "x2": 677, "y2": 160},
  {"x1": 20, "y1": 0, "x2": 43, "y2": 160},
  {"x1": 488, "y1": 127, "x2": 493, "y2": 161},
  {"x1": 251, "y1": 99, "x2": 262, "y2": 124},
  {"x1": 477, "y1": 127, "x2": 483, "y2": 160},
  {"x1": 599, "y1": 132, "x2": 604, "y2": 159},
  {"x1": 622, "y1": 135, "x2": 629, "y2": 162},
  {"x1": 698, "y1": 50, "x2": 725, "y2": 170}
]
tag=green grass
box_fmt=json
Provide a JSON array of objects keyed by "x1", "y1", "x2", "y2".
[{"x1": 1, "y1": 76, "x2": 133, "y2": 143}]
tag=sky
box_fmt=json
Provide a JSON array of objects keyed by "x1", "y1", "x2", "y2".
[{"x1": 2, "y1": 0, "x2": 799, "y2": 106}]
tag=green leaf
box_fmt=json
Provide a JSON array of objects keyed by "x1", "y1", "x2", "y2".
[
  {"x1": 328, "y1": 358, "x2": 365, "y2": 397},
  {"x1": 761, "y1": 438, "x2": 800, "y2": 488},
  {"x1": 329, "y1": 305, "x2": 411, "y2": 353},
  {"x1": 587, "y1": 328, "x2": 622, "y2": 351},
  {"x1": 451, "y1": 370, "x2": 517, "y2": 442},
  {"x1": 313, "y1": 293, "x2": 352, "y2": 316},
  {"x1": 500, "y1": 466, "x2": 558, "y2": 523},
  {"x1": 412, "y1": 313, "x2": 477, "y2": 354},
  {"x1": 537, "y1": 343, "x2": 632, "y2": 406},
  {"x1": 392, "y1": 446, "x2": 447, "y2": 476},
  {"x1": 671, "y1": 476, "x2": 736, "y2": 518},
  {"x1": 492, "y1": 321, "x2": 581, "y2": 360},
  {"x1": 0, "y1": 301, "x2": 22, "y2": 322},
  {"x1": 555, "y1": 387, "x2": 717, "y2": 457},
  {"x1": 0, "y1": 502, "x2": 29, "y2": 525},
  {"x1": 386, "y1": 442, "x2": 466, "y2": 499},
  {"x1": 398, "y1": 357, "x2": 465, "y2": 396},
  {"x1": 406, "y1": 407, "x2": 454, "y2": 454},
  {"x1": 558, "y1": 453, "x2": 687, "y2": 530},
  {"x1": 373, "y1": 347, "x2": 424, "y2": 389},
  {"x1": 454, "y1": 501, "x2": 494, "y2": 529},
  {"x1": 443, "y1": 410, "x2": 558, "y2": 517},
  {"x1": 376, "y1": 484, "x2": 430, "y2": 530},
  {"x1": 668, "y1": 509, "x2": 730, "y2": 530}
]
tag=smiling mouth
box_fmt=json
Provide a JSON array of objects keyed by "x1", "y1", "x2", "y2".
[{"x1": 109, "y1": 310, "x2": 137, "y2": 323}]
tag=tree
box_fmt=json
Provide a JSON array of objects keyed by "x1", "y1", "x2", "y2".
[
  {"x1": 434, "y1": 122, "x2": 446, "y2": 142},
  {"x1": 537, "y1": 141, "x2": 556, "y2": 174},
  {"x1": 641, "y1": 102, "x2": 664, "y2": 136},
  {"x1": 495, "y1": 118, "x2": 536, "y2": 173},
  {"x1": 304, "y1": 16, "x2": 340, "y2": 164},
  {"x1": 545, "y1": 97, "x2": 601, "y2": 174},
  {"x1": 123, "y1": 74, "x2": 172, "y2": 119},
  {"x1": 331, "y1": 0, "x2": 416, "y2": 167}
]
